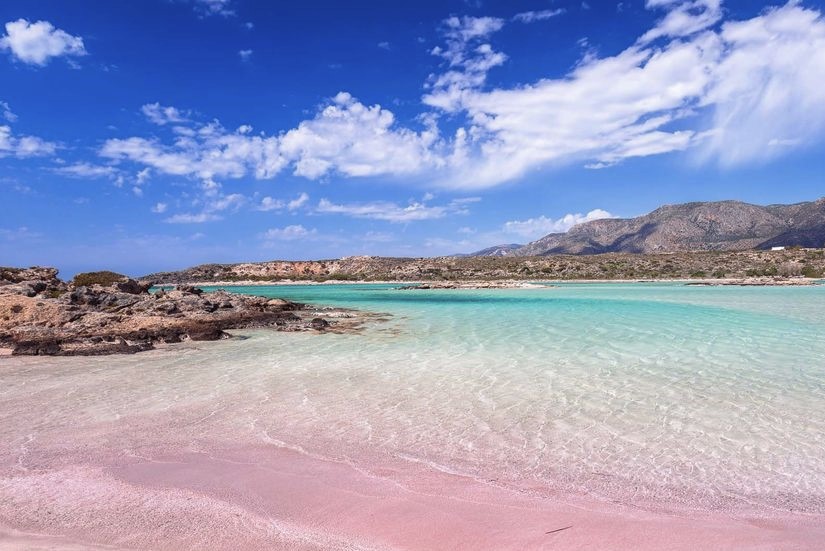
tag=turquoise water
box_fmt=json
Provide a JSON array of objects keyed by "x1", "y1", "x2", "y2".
[
  {"x1": 199, "y1": 282, "x2": 825, "y2": 512},
  {"x1": 3, "y1": 283, "x2": 825, "y2": 515}
]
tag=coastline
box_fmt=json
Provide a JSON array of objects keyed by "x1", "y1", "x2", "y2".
[
  {"x1": 164, "y1": 276, "x2": 822, "y2": 287},
  {"x1": 2, "y1": 284, "x2": 824, "y2": 549}
]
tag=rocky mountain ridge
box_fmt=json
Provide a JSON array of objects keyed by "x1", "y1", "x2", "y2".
[{"x1": 477, "y1": 198, "x2": 825, "y2": 257}]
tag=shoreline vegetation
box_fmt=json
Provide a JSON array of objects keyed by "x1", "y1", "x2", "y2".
[
  {"x1": 2, "y1": 250, "x2": 823, "y2": 356},
  {"x1": 144, "y1": 249, "x2": 825, "y2": 284}
]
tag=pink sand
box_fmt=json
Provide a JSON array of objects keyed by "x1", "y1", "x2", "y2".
[{"x1": 2, "y1": 442, "x2": 822, "y2": 550}]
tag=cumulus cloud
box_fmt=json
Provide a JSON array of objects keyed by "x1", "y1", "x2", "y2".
[
  {"x1": 95, "y1": 3, "x2": 825, "y2": 190},
  {"x1": 287, "y1": 192, "x2": 309, "y2": 210},
  {"x1": 104, "y1": 93, "x2": 439, "y2": 183},
  {"x1": 0, "y1": 19, "x2": 86, "y2": 65},
  {"x1": 151, "y1": 202, "x2": 168, "y2": 214},
  {"x1": 0, "y1": 125, "x2": 56, "y2": 158},
  {"x1": 101, "y1": 126, "x2": 285, "y2": 180},
  {"x1": 279, "y1": 92, "x2": 442, "y2": 179},
  {"x1": 423, "y1": 16, "x2": 508, "y2": 112},
  {"x1": 141, "y1": 103, "x2": 188, "y2": 125},
  {"x1": 238, "y1": 49, "x2": 253, "y2": 61},
  {"x1": 502, "y1": 209, "x2": 614, "y2": 239},
  {"x1": 426, "y1": 1, "x2": 825, "y2": 186},
  {"x1": 256, "y1": 192, "x2": 309, "y2": 212},
  {"x1": 257, "y1": 196, "x2": 284, "y2": 211}
]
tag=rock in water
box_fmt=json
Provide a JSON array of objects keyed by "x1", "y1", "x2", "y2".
[{"x1": 0, "y1": 266, "x2": 363, "y2": 356}]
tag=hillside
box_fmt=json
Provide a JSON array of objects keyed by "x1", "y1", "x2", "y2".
[
  {"x1": 143, "y1": 250, "x2": 825, "y2": 284},
  {"x1": 474, "y1": 198, "x2": 825, "y2": 257}
]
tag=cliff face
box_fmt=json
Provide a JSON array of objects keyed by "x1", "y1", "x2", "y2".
[{"x1": 512, "y1": 198, "x2": 825, "y2": 256}]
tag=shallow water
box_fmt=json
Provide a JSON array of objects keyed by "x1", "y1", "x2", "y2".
[{"x1": 2, "y1": 283, "x2": 825, "y2": 518}]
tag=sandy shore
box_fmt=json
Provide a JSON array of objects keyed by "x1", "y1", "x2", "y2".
[{"x1": 2, "y1": 441, "x2": 823, "y2": 551}]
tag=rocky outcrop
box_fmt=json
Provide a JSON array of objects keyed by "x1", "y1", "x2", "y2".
[{"x1": 0, "y1": 267, "x2": 369, "y2": 356}]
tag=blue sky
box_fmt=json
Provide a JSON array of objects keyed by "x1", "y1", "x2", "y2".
[{"x1": 1, "y1": 0, "x2": 824, "y2": 276}]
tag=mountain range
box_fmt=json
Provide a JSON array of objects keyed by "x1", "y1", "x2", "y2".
[{"x1": 471, "y1": 198, "x2": 825, "y2": 256}]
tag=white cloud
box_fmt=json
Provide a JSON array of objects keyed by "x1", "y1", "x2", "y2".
[
  {"x1": 256, "y1": 192, "x2": 309, "y2": 212},
  {"x1": 424, "y1": 16, "x2": 508, "y2": 112},
  {"x1": 132, "y1": 186, "x2": 143, "y2": 197},
  {"x1": 513, "y1": 9, "x2": 565, "y2": 23},
  {"x1": 640, "y1": 0, "x2": 722, "y2": 44},
  {"x1": 1, "y1": 101, "x2": 16, "y2": 122},
  {"x1": 377, "y1": 41, "x2": 390, "y2": 50},
  {"x1": 136, "y1": 167, "x2": 151, "y2": 184},
  {"x1": 279, "y1": 92, "x2": 442, "y2": 179},
  {"x1": 151, "y1": 202, "x2": 168, "y2": 213},
  {"x1": 95, "y1": 4, "x2": 825, "y2": 190},
  {"x1": 208, "y1": 192, "x2": 245, "y2": 212},
  {"x1": 0, "y1": 19, "x2": 86, "y2": 66},
  {"x1": 54, "y1": 162, "x2": 118, "y2": 178},
  {"x1": 165, "y1": 212, "x2": 222, "y2": 224},
  {"x1": 0, "y1": 125, "x2": 57, "y2": 158},
  {"x1": 101, "y1": 121, "x2": 286, "y2": 181},
  {"x1": 238, "y1": 49, "x2": 253, "y2": 61},
  {"x1": 696, "y1": 3, "x2": 825, "y2": 166},
  {"x1": 316, "y1": 197, "x2": 473, "y2": 223},
  {"x1": 287, "y1": 192, "x2": 309, "y2": 210},
  {"x1": 141, "y1": 103, "x2": 188, "y2": 125},
  {"x1": 261, "y1": 224, "x2": 317, "y2": 241},
  {"x1": 502, "y1": 209, "x2": 614, "y2": 239},
  {"x1": 257, "y1": 196, "x2": 284, "y2": 211}
]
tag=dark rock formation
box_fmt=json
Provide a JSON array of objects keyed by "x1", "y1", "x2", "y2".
[{"x1": 0, "y1": 267, "x2": 370, "y2": 356}]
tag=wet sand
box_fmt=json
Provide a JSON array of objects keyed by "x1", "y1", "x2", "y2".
[{"x1": 2, "y1": 440, "x2": 823, "y2": 550}]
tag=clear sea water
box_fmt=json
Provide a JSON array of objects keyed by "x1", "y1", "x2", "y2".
[{"x1": 3, "y1": 282, "x2": 825, "y2": 515}]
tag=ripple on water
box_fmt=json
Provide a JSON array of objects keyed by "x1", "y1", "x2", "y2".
[{"x1": 1, "y1": 284, "x2": 824, "y2": 516}]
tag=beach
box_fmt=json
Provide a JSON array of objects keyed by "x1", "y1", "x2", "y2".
[{"x1": 2, "y1": 283, "x2": 824, "y2": 549}]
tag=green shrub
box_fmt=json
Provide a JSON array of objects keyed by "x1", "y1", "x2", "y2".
[
  {"x1": 72, "y1": 271, "x2": 128, "y2": 287},
  {"x1": 690, "y1": 271, "x2": 707, "y2": 278},
  {"x1": 801, "y1": 265, "x2": 824, "y2": 278}
]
